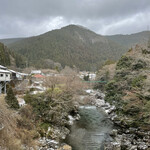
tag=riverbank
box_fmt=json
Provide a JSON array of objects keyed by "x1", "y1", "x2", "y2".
[
  {"x1": 38, "y1": 112, "x2": 80, "y2": 150},
  {"x1": 88, "y1": 89, "x2": 150, "y2": 150},
  {"x1": 36, "y1": 88, "x2": 150, "y2": 150}
]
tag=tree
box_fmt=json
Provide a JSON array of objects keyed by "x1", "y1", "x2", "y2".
[
  {"x1": 83, "y1": 74, "x2": 89, "y2": 81},
  {"x1": 5, "y1": 86, "x2": 19, "y2": 109}
]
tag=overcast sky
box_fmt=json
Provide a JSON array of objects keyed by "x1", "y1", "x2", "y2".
[{"x1": 0, "y1": 0, "x2": 150, "y2": 38}]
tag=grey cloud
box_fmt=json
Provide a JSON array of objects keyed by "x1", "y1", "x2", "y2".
[{"x1": 0, "y1": 0, "x2": 150, "y2": 38}]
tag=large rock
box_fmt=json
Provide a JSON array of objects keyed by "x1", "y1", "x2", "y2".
[{"x1": 57, "y1": 144, "x2": 72, "y2": 150}]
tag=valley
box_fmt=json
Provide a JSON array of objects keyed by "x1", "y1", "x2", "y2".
[{"x1": 0, "y1": 25, "x2": 150, "y2": 150}]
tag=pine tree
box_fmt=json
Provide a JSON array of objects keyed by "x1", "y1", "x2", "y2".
[{"x1": 5, "y1": 86, "x2": 19, "y2": 109}]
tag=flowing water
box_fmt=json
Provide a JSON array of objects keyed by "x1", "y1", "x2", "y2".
[{"x1": 65, "y1": 105, "x2": 113, "y2": 150}]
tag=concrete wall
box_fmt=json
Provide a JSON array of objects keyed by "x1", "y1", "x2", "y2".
[{"x1": 0, "y1": 73, "x2": 11, "y2": 82}]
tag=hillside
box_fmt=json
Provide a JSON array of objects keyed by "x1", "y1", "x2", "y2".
[
  {"x1": 0, "y1": 95, "x2": 37, "y2": 150},
  {"x1": 104, "y1": 45, "x2": 150, "y2": 130},
  {"x1": 0, "y1": 38, "x2": 25, "y2": 45},
  {"x1": 8, "y1": 25, "x2": 126, "y2": 71},
  {"x1": 0, "y1": 42, "x2": 26, "y2": 68},
  {"x1": 0, "y1": 42, "x2": 11, "y2": 66},
  {"x1": 94, "y1": 45, "x2": 150, "y2": 148},
  {"x1": 106, "y1": 31, "x2": 150, "y2": 48}
]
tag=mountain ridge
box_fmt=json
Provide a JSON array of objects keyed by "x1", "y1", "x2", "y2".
[
  {"x1": 4, "y1": 25, "x2": 126, "y2": 71},
  {"x1": 106, "y1": 30, "x2": 150, "y2": 48}
]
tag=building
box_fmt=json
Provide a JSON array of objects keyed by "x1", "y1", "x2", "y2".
[
  {"x1": 9, "y1": 69, "x2": 28, "y2": 80},
  {"x1": 0, "y1": 69, "x2": 11, "y2": 82},
  {"x1": 31, "y1": 70, "x2": 42, "y2": 75},
  {"x1": 0, "y1": 68, "x2": 11, "y2": 94},
  {"x1": 0, "y1": 65, "x2": 28, "y2": 94}
]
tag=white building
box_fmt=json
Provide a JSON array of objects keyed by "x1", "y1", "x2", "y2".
[
  {"x1": 0, "y1": 69, "x2": 11, "y2": 94},
  {"x1": 17, "y1": 98, "x2": 26, "y2": 107},
  {"x1": 0, "y1": 69, "x2": 11, "y2": 82},
  {"x1": 31, "y1": 70, "x2": 42, "y2": 75}
]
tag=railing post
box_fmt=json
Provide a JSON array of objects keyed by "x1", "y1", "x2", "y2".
[
  {"x1": 0, "y1": 83, "x2": 2, "y2": 94},
  {"x1": 4, "y1": 82, "x2": 6, "y2": 94}
]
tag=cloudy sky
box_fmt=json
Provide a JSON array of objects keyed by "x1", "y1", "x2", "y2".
[{"x1": 0, "y1": 0, "x2": 150, "y2": 38}]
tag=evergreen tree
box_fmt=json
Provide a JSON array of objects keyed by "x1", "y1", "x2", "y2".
[
  {"x1": 5, "y1": 86, "x2": 19, "y2": 109},
  {"x1": 83, "y1": 74, "x2": 89, "y2": 81}
]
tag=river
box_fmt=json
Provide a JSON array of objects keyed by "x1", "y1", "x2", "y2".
[{"x1": 65, "y1": 105, "x2": 113, "y2": 150}]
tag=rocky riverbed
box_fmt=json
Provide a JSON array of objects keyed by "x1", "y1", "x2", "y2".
[
  {"x1": 38, "y1": 114, "x2": 80, "y2": 150},
  {"x1": 87, "y1": 89, "x2": 150, "y2": 150}
]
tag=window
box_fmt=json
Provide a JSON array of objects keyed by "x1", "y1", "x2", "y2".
[
  {"x1": 0, "y1": 74, "x2": 3, "y2": 77},
  {"x1": 6, "y1": 74, "x2": 8, "y2": 77}
]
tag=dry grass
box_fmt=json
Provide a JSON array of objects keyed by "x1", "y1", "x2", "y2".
[
  {"x1": 0, "y1": 95, "x2": 37, "y2": 150},
  {"x1": 0, "y1": 95, "x2": 21, "y2": 149}
]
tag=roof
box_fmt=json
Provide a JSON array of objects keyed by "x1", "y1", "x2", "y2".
[
  {"x1": 33, "y1": 74, "x2": 45, "y2": 78},
  {"x1": 0, "y1": 69, "x2": 11, "y2": 73},
  {"x1": 8, "y1": 69, "x2": 17, "y2": 73},
  {"x1": 31, "y1": 70, "x2": 41, "y2": 74},
  {"x1": 9, "y1": 70, "x2": 28, "y2": 76},
  {"x1": 18, "y1": 72, "x2": 28, "y2": 76},
  {"x1": 0, "y1": 65, "x2": 7, "y2": 69}
]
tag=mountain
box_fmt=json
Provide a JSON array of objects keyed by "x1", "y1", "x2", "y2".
[
  {"x1": 0, "y1": 38, "x2": 25, "y2": 45},
  {"x1": 0, "y1": 42, "x2": 26, "y2": 68},
  {"x1": 7, "y1": 25, "x2": 126, "y2": 71},
  {"x1": 106, "y1": 31, "x2": 150, "y2": 48}
]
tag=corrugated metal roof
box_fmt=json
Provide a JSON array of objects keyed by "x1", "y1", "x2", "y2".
[
  {"x1": 0, "y1": 65, "x2": 7, "y2": 69},
  {"x1": 8, "y1": 69, "x2": 17, "y2": 73},
  {"x1": 31, "y1": 70, "x2": 41, "y2": 74},
  {"x1": 0, "y1": 69, "x2": 11, "y2": 73}
]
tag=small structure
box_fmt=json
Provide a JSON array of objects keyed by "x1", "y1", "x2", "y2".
[
  {"x1": 9, "y1": 69, "x2": 28, "y2": 80},
  {"x1": 31, "y1": 70, "x2": 42, "y2": 75},
  {"x1": 0, "y1": 68, "x2": 11, "y2": 94},
  {"x1": 29, "y1": 72, "x2": 46, "y2": 94},
  {"x1": 17, "y1": 98, "x2": 26, "y2": 107},
  {"x1": 79, "y1": 72, "x2": 96, "y2": 80}
]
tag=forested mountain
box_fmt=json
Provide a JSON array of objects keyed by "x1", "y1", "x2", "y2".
[
  {"x1": 106, "y1": 31, "x2": 150, "y2": 48},
  {"x1": 7, "y1": 25, "x2": 126, "y2": 71},
  {"x1": 0, "y1": 42, "x2": 26, "y2": 68},
  {"x1": 0, "y1": 38, "x2": 25, "y2": 45},
  {"x1": 0, "y1": 42, "x2": 11, "y2": 66}
]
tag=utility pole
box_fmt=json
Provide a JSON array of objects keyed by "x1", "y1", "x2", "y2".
[
  {"x1": 4, "y1": 74, "x2": 6, "y2": 94},
  {"x1": 0, "y1": 83, "x2": 2, "y2": 94}
]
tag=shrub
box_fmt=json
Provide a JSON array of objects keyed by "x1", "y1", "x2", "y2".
[
  {"x1": 5, "y1": 86, "x2": 19, "y2": 110},
  {"x1": 131, "y1": 75, "x2": 147, "y2": 88},
  {"x1": 83, "y1": 74, "x2": 89, "y2": 81},
  {"x1": 116, "y1": 56, "x2": 132, "y2": 70},
  {"x1": 24, "y1": 90, "x2": 75, "y2": 126},
  {"x1": 105, "y1": 80, "x2": 123, "y2": 103},
  {"x1": 132, "y1": 60, "x2": 146, "y2": 70},
  {"x1": 142, "y1": 49, "x2": 150, "y2": 54}
]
